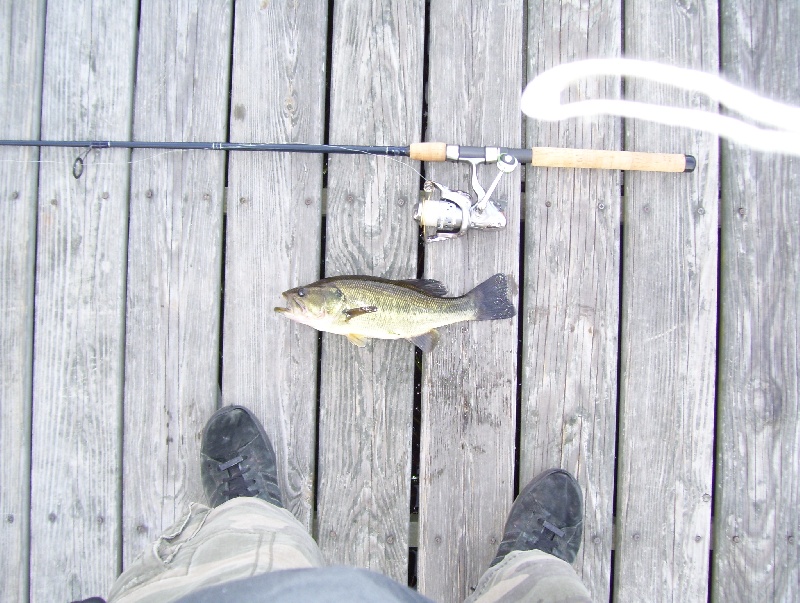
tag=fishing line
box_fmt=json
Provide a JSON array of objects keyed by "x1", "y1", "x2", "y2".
[
  {"x1": 321, "y1": 145, "x2": 428, "y2": 182},
  {"x1": 521, "y1": 58, "x2": 800, "y2": 155}
]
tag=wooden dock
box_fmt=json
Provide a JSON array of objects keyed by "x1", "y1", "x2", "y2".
[{"x1": 1, "y1": 1, "x2": 797, "y2": 601}]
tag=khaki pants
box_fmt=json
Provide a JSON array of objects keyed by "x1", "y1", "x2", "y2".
[{"x1": 109, "y1": 498, "x2": 590, "y2": 603}]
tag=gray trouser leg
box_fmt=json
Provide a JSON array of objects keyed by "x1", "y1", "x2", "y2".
[
  {"x1": 108, "y1": 498, "x2": 324, "y2": 602},
  {"x1": 466, "y1": 550, "x2": 592, "y2": 603}
]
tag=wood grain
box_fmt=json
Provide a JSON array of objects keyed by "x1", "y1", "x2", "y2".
[
  {"x1": 29, "y1": 0, "x2": 137, "y2": 599},
  {"x1": 520, "y1": 0, "x2": 621, "y2": 599},
  {"x1": 615, "y1": 1, "x2": 719, "y2": 600},
  {"x1": 122, "y1": 0, "x2": 231, "y2": 567},
  {"x1": 12, "y1": 2, "x2": 799, "y2": 600},
  {"x1": 316, "y1": 0, "x2": 424, "y2": 583},
  {"x1": 222, "y1": 0, "x2": 327, "y2": 531},
  {"x1": 714, "y1": 1, "x2": 800, "y2": 600},
  {"x1": 0, "y1": 2, "x2": 45, "y2": 601},
  {"x1": 418, "y1": 2, "x2": 522, "y2": 601}
]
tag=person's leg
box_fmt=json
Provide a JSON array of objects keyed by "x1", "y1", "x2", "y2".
[
  {"x1": 173, "y1": 566, "x2": 435, "y2": 603},
  {"x1": 109, "y1": 497, "x2": 324, "y2": 602},
  {"x1": 109, "y1": 406, "x2": 323, "y2": 603},
  {"x1": 467, "y1": 550, "x2": 590, "y2": 603},
  {"x1": 468, "y1": 469, "x2": 592, "y2": 603}
]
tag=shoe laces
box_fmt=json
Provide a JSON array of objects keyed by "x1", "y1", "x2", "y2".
[
  {"x1": 514, "y1": 516, "x2": 569, "y2": 558},
  {"x1": 540, "y1": 518, "x2": 566, "y2": 540},
  {"x1": 218, "y1": 455, "x2": 260, "y2": 499},
  {"x1": 512, "y1": 517, "x2": 567, "y2": 554}
]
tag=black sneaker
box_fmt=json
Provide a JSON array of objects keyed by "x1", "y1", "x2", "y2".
[
  {"x1": 491, "y1": 468, "x2": 583, "y2": 566},
  {"x1": 201, "y1": 405, "x2": 283, "y2": 508}
]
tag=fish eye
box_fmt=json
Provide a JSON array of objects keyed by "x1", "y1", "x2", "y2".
[{"x1": 297, "y1": 288, "x2": 306, "y2": 297}]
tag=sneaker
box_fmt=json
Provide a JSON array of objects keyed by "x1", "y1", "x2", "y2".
[
  {"x1": 490, "y1": 468, "x2": 583, "y2": 566},
  {"x1": 201, "y1": 405, "x2": 283, "y2": 508}
]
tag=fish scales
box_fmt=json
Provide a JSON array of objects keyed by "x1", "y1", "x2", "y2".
[{"x1": 328, "y1": 277, "x2": 477, "y2": 336}]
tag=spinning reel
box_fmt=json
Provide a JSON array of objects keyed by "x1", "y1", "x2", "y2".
[{"x1": 413, "y1": 148, "x2": 520, "y2": 242}]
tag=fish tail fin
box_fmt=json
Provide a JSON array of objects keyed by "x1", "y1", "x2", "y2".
[{"x1": 468, "y1": 273, "x2": 516, "y2": 321}]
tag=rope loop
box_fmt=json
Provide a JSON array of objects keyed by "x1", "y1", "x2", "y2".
[{"x1": 521, "y1": 58, "x2": 800, "y2": 156}]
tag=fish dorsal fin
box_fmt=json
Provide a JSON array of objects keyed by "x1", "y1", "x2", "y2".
[
  {"x1": 398, "y1": 279, "x2": 448, "y2": 297},
  {"x1": 346, "y1": 333, "x2": 368, "y2": 347},
  {"x1": 344, "y1": 306, "x2": 378, "y2": 321},
  {"x1": 406, "y1": 329, "x2": 440, "y2": 353}
]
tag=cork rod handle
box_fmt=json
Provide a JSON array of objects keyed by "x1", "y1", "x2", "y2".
[
  {"x1": 530, "y1": 147, "x2": 694, "y2": 172},
  {"x1": 408, "y1": 142, "x2": 447, "y2": 162},
  {"x1": 409, "y1": 142, "x2": 695, "y2": 172}
]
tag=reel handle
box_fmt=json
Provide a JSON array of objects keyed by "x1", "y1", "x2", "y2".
[{"x1": 408, "y1": 142, "x2": 695, "y2": 172}]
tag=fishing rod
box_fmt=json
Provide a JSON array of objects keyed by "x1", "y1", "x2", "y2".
[
  {"x1": 0, "y1": 138, "x2": 696, "y2": 242},
  {"x1": 0, "y1": 139, "x2": 696, "y2": 171}
]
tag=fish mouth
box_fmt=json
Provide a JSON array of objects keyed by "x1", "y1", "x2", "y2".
[{"x1": 274, "y1": 293, "x2": 306, "y2": 315}]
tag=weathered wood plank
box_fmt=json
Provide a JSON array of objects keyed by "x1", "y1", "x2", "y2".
[
  {"x1": 29, "y1": 0, "x2": 137, "y2": 599},
  {"x1": 0, "y1": 1, "x2": 45, "y2": 601},
  {"x1": 714, "y1": 2, "x2": 800, "y2": 600},
  {"x1": 615, "y1": 1, "x2": 719, "y2": 600},
  {"x1": 316, "y1": 0, "x2": 424, "y2": 583},
  {"x1": 520, "y1": 1, "x2": 621, "y2": 599},
  {"x1": 122, "y1": 0, "x2": 231, "y2": 567},
  {"x1": 222, "y1": 0, "x2": 327, "y2": 531},
  {"x1": 418, "y1": 2, "x2": 522, "y2": 601}
]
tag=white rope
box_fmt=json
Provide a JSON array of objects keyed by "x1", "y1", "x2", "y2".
[{"x1": 521, "y1": 58, "x2": 800, "y2": 155}]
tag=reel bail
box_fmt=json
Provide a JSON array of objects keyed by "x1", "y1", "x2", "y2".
[{"x1": 413, "y1": 150, "x2": 519, "y2": 242}]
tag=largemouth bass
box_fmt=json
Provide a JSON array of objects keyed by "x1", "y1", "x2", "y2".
[{"x1": 274, "y1": 273, "x2": 515, "y2": 352}]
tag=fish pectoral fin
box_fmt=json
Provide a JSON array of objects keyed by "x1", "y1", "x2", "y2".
[
  {"x1": 343, "y1": 306, "x2": 378, "y2": 321},
  {"x1": 406, "y1": 329, "x2": 440, "y2": 353},
  {"x1": 346, "y1": 333, "x2": 369, "y2": 347}
]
